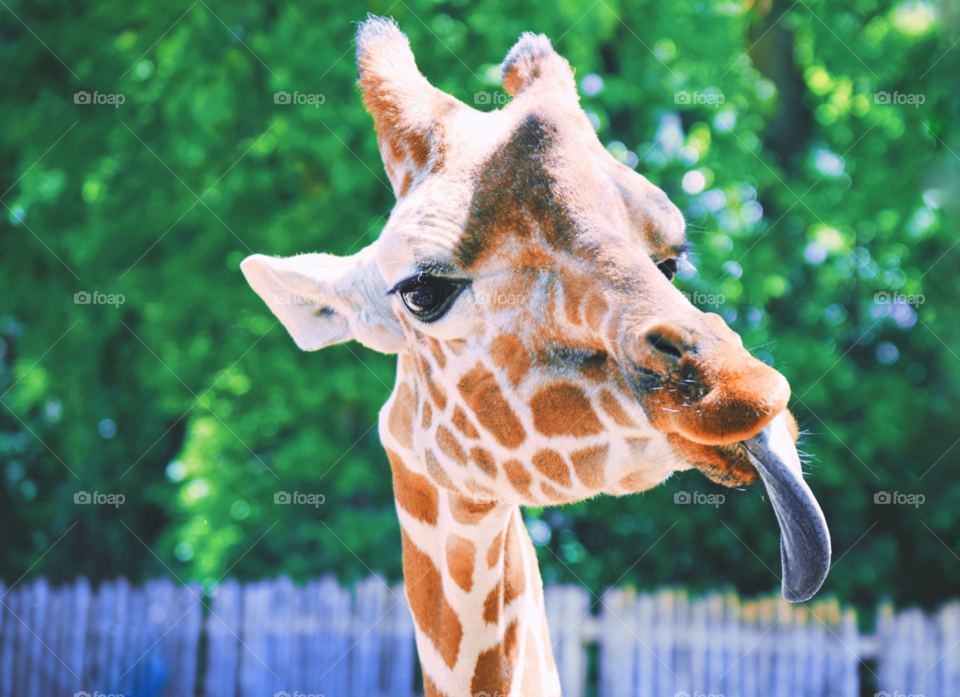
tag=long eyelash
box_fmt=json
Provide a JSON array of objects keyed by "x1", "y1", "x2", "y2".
[
  {"x1": 387, "y1": 275, "x2": 422, "y2": 296},
  {"x1": 387, "y1": 274, "x2": 469, "y2": 297}
]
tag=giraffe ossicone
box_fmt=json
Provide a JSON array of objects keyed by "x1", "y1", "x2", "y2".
[{"x1": 242, "y1": 16, "x2": 831, "y2": 697}]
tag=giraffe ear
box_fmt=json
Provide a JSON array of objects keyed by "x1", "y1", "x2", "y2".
[
  {"x1": 356, "y1": 16, "x2": 464, "y2": 199},
  {"x1": 240, "y1": 246, "x2": 404, "y2": 354},
  {"x1": 501, "y1": 32, "x2": 578, "y2": 100}
]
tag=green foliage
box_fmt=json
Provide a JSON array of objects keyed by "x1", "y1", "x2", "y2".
[{"x1": 2, "y1": 0, "x2": 958, "y2": 620}]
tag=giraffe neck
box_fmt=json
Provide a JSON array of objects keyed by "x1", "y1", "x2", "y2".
[
  {"x1": 391, "y1": 478, "x2": 560, "y2": 697},
  {"x1": 381, "y1": 360, "x2": 562, "y2": 697}
]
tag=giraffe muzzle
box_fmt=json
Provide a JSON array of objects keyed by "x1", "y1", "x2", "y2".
[
  {"x1": 626, "y1": 315, "x2": 791, "y2": 446},
  {"x1": 744, "y1": 414, "x2": 832, "y2": 601}
]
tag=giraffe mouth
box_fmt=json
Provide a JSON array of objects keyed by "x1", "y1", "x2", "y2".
[{"x1": 743, "y1": 415, "x2": 832, "y2": 602}]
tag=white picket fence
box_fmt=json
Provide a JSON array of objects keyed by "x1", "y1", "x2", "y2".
[{"x1": 1, "y1": 575, "x2": 958, "y2": 696}]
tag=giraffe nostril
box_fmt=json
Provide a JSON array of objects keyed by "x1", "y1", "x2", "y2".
[{"x1": 646, "y1": 332, "x2": 684, "y2": 362}]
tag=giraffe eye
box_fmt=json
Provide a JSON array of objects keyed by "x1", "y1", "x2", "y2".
[
  {"x1": 657, "y1": 258, "x2": 678, "y2": 281},
  {"x1": 390, "y1": 274, "x2": 468, "y2": 322}
]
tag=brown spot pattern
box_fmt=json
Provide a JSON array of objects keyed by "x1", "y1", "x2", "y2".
[
  {"x1": 388, "y1": 382, "x2": 416, "y2": 448},
  {"x1": 471, "y1": 447, "x2": 498, "y2": 479},
  {"x1": 503, "y1": 460, "x2": 533, "y2": 498},
  {"x1": 436, "y1": 425, "x2": 467, "y2": 466},
  {"x1": 401, "y1": 530, "x2": 462, "y2": 668},
  {"x1": 570, "y1": 444, "x2": 609, "y2": 489},
  {"x1": 598, "y1": 388, "x2": 637, "y2": 428},
  {"x1": 398, "y1": 169, "x2": 414, "y2": 198},
  {"x1": 487, "y1": 531, "x2": 503, "y2": 568},
  {"x1": 532, "y1": 449, "x2": 571, "y2": 487},
  {"x1": 446, "y1": 533, "x2": 476, "y2": 593},
  {"x1": 388, "y1": 449, "x2": 438, "y2": 525},
  {"x1": 452, "y1": 405, "x2": 480, "y2": 439},
  {"x1": 421, "y1": 399, "x2": 433, "y2": 429},
  {"x1": 423, "y1": 675, "x2": 448, "y2": 697},
  {"x1": 465, "y1": 478, "x2": 495, "y2": 497},
  {"x1": 540, "y1": 481, "x2": 568, "y2": 501},
  {"x1": 418, "y1": 355, "x2": 448, "y2": 411},
  {"x1": 530, "y1": 384, "x2": 603, "y2": 437},
  {"x1": 425, "y1": 449, "x2": 456, "y2": 491},
  {"x1": 470, "y1": 620, "x2": 519, "y2": 697},
  {"x1": 490, "y1": 333, "x2": 531, "y2": 387},
  {"x1": 426, "y1": 337, "x2": 446, "y2": 368},
  {"x1": 449, "y1": 493, "x2": 496, "y2": 525},
  {"x1": 483, "y1": 582, "x2": 501, "y2": 624},
  {"x1": 458, "y1": 363, "x2": 526, "y2": 449},
  {"x1": 503, "y1": 513, "x2": 526, "y2": 607}
]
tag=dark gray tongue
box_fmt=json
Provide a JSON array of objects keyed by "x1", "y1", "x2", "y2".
[{"x1": 744, "y1": 416, "x2": 831, "y2": 602}]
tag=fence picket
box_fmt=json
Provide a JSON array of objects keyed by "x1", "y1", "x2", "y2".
[
  {"x1": 689, "y1": 596, "x2": 707, "y2": 694},
  {"x1": 38, "y1": 580, "x2": 60, "y2": 697},
  {"x1": 12, "y1": 584, "x2": 31, "y2": 696},
  {"x1": 722, "y1": 593, "x2": 741, "y2": 697},
  {"x1": 0, "y1": 580, "x2": 8, "y2": 697},
  {"x1": 773, "y1": 598, "x2": 792, "y2": 697},
  {"x1": 741, "y1": 601, "x2": 758, "y2": 697},
  {"x1": 654, "y1": 589, "x2": 675, "y2": 697},
  {"x1": 634, "y1": 593, "x2": 654, "y2": 697},
  {"x1": 63, "y1": 578, "x2": 90, "y2": 695},
  {"x1": 205, "y1": 579, "x2": 241, "y2": 697},
  {"x1": 24, "y1": 578, "x2": 48, "y2": 697},
  {"x1": 350, "y1": 575, "x2": 387, "y2": 696},
  {"x1": 599, "y1": 587, "x2": 632, "y2": 697},
  {"x1": 706, "y1": 594, "x2": 723, "y2": 693},
  {"x1": 382, "y1": 582, "x2": 415, "y2": 697},
  {"x1": 942, "y1": 603, "x2": 960, "y2": 695},
  {"x1": 807, "y1": 608, "x2": 827, "y2": 697},
  {"x1": 840, "y1": 608, "x2": 859, "y2": 697},
  {"x1": 545, "y1": 584, "x2": 590, "y2": 697}
]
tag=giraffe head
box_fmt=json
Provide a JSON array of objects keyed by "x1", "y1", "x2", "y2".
[{"x1": 242, "y1": 17, "x2": 830, "y2": 602}]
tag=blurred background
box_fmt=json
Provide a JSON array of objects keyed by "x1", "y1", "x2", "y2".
[{"x1": 2, "y1": 0, "x2": 958, "y2": 639}]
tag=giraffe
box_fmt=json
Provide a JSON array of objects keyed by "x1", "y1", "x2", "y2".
[{"x1": 241, "y1": 17, "x2": 831, "y2": 697}]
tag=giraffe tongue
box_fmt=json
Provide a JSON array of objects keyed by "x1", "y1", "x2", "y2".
[{"x1": 743, "y1": 415, "x2": 831, "y2": 602}]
